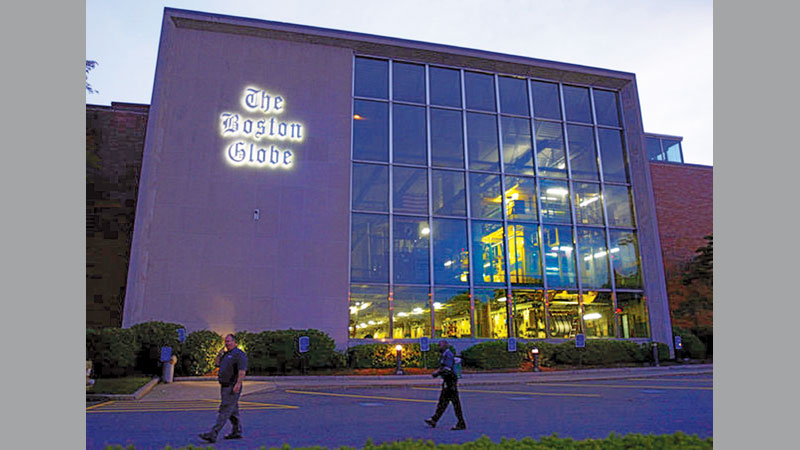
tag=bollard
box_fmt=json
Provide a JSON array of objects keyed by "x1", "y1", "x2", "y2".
[
  {"x1": 530, "y1": 348, "x2": 540, "y2": 372},
  {"x1": 651, "y1": 342, "x2": 660, "y2": 367},
  {"x1": 162, "y1": 355, "x2": 177, "y2": 383},
  {"x1": 395, "y1": 345, "x2": 404, "y2": 375}
]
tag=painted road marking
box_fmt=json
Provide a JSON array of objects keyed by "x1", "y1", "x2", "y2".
[
  {"x1": 286, "y1": 390, "x2": 437, "y2": 404},
  {"x1": 526, "y1": 382, "x2": 712, "y2": 391},
  {"x1": 628, "y1": 377, "x2": 713, "y2": 385},
  {"x1": 86, "y1": 399, "x2": 297, "y2": 413},
  {"x1": 412, "y1": 387, "x2": 601, "y2": 398}
]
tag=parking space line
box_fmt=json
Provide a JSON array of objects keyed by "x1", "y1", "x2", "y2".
[
  {"x1": 412, "y1": 387, "x2": 601, "y2": 398},
  {"x1": 526, "y1": 382, "x2": 712, "y2": 391},
  {"x1": 285, "y1": 390, "x2": 437, "y2": 404},
  {"x1": 87, "y1": 399, "x2": 298, "y2": 413},
  {"x1": 628, "y1": 378, "x2": 713, "y2": 384},
  {"x1": 85, "y1": 400, "x2": 115, "y2": 411}
]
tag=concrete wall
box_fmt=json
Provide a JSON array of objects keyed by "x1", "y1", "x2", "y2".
[{"x1": 123, "y1": 12, "x2": 353, "y2": 346}]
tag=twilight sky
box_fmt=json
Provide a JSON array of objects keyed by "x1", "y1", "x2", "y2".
[{"x1": 86, "y1": 0, "x2": 712, "y2": 166}]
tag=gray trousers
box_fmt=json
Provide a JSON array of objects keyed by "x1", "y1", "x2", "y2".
[{"x1": 211, "y1": 384, "x2": 242, "y2": 435}]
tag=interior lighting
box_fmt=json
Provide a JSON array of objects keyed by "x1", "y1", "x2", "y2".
[
  {"x1": 583, "y1": 313, "x2": 602, "y2": 320},
  {"x1": 546, "y1": 252, "x2": 558, "y2": 257},
  {"x1": 610, "y1": 247, "x2": 620, "y2": 253},
  {"x1": 497, "y1": 297, "x2": 507, "y2": 302},
  {"x1": 353, "y1": 114, "x2": 364, "y2": 120},
  {"x1": 444, "y1": 260, "x2": 454, "y2": 267},
  {"x1": 546, "y1": 187, "x2": 569, "y2": 196},
  {"x1": 508, "y1": 193, "x2": 520, "y2": 200},
  {"x1": 359, "y1": 323, "x2": 367, "y2": 328},
  {"x1": 557, "y1": 163, "x2": 566, "y2": 169},
  {"x1": 397, "y1": 312, "x2": 409, "y2": 317},
  {"x1": 433, "y1": 302, "x2": 444, "y2": 310},
  {"x1": 395, "y1": 344, "x2": 403, "y2": 351},
  {"x1": 412, "y1": 307, "x2": 424, "y2": 315},
  {"x1": 579, "y1": 196, "x2": 600, "y2": 207},
  {"x1": 368, "y1": 320, "x2": 375, "y2": 325},
  {"x1": 483, "y1": 262, "x2": 491, "y2": 268},
  {"x1": 420, "y1": 227, "x2": 431, "y2": 236}
]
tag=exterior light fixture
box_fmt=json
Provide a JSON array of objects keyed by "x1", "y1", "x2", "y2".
[
  {"x1": 353, "y1": 114, "x2": 364, "y2": 120},
  {"x1": 395, "y1": 344, "x2": 404, "y2": 375},
  {"x1": 530, "y1": 347, "x2": 540, "y2": 372}
]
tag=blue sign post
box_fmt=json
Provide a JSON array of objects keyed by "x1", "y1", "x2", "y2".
[
  {"x1": 674, "y1": 335, "x2": 682, "y2": 350},
  {"x1": 575, "y1": 334, "x2": 585, "y2": 348},
  {"x1": 177, "y1": 328, "x2": 186, "y2": 343},
  {"x1": 420, "y1": 337, "x2": 430, "y2": 352},
  {"x1": 507, "y1": 338, "x2": 517, "y2": 352},
  {"x1": 298, "y1": 336, "x2": 309, "y2": 353},
  {"x1": 160, "y1": 346, "x2": 172, "y2": 363}
]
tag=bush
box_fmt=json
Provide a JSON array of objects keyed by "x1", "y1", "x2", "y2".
[
  {"x1": 461, "y1": 340, "x2": 525, "y2": 369},
  {"x1": 86, "y1": 328, "x2": 138, "y2": 378},
  {"x1": 234, "y1": 329, "x2": 344, "y2": 374},
  {"x1": 673, "y1": 327, "x2": 708, "y2": 359},
  {"x1": 545, "y1": 340, "x2": 649, "y2": 366},
  {"x1": 178, "y1": 330, "x2": 223, "y2": 376},
  {"x1": 347, "y1": 343, "x2": 443, "y2": 369},
  {"x1": 129, "y1": 321, "x2": 185, "y2": 375},
  {"x1": 519, "y1": 341, "x2": 559, "y2": 367}
]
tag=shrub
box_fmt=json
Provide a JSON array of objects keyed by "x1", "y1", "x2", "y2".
[
  {"x1": 461, "y1": 341, "x2": 525, "y2": 369},
  {"x1": 235, "y1": 329, "x2": 344, "y2": 374},
  {"x1": 672, "y1": 327, "x2": 708, "y2": 359},
  {"x1": 86, "y1": 328, "x2": 138, "y2": 378},
  {"x1": 347, "y1": 343, "x2": 442, "y2": 369},
  {"x1": 129, "y1": 321, "x2": 184, "y2": 375},
  {"x1": 519, "y1": 341, "x2": 559, "y2": 367},
  {"x1": 178, "y1": 330, "x2": 223, "y2": 376}
]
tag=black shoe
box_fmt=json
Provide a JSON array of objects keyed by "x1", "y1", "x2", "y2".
[
  {"x1": 451, "y1": 423, "x2": 467, "y2": 430},
  {"x1": 224, "y1": 432, "x2": 243, "y2": 440},
  {"x1": 198, "y1": 432, "x2": 216, "y2": 443},
  {"x1": 424, "y1": 418, "x2": 437, "y2": 428}
]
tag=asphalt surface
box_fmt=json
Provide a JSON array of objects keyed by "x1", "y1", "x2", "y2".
[{"x1": 86, "y1": 371, "x2": 712, "y2": 449}]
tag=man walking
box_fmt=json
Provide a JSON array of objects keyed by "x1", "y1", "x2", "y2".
[
  {"x1": 425, "y1": 340, "x2": 466, "y2": 430},
  {"x1": 199, "y1": 333, "x2": 248, "y2": 443}
]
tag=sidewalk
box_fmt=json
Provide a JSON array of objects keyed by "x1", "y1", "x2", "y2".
[{"x1": 139, "y1": 364, "x2": 712, "y2": 402}]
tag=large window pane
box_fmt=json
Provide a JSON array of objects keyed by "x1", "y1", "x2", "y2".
[
  {"x1": 349, "y1": 285, "x2": 389, "y2": 339},
  {"x1": 465, "y1": 71, "x2": 496, "y2": 112},
  {"x1": 598, "y1": 129, "x2": 628, "y2": 183},
  {"x1": 531, "y1": 81, "x2": 561, "y2": 120},
  {"x1": 542, "y1": 225, "x2": 576, "y2": 288},
  {"x1": 593, "y1": 90, "x2": 620, "y2": 127},
  {"x1": 539, "y1": 179, "x2": 571, "y2": 224},
  {"x1": 431, "y1": 170, "x2": 466, "y2": 216},
  {"x1": 563, "y1": 85, "x2": 592, "y2": 124},
  {"x1": 504, "y1": 176, "x2": 537, "y2": 221},
  {"x1": 617, "y1": 292, "x2": 650, "y2": 338},
  {"x1": 604, "y1": 185, "x2": 635, "y2": 227},
  {"x1": 393, "y1": 104, "x2": 427, "y2": 165},
  {"x1": 507, "y1": 224, "x2": 542, "y2": 286},
  {"x1": 609, "y1": 230, "x2": 643, "y2": 289},
  {"x1": 664, "y1": 139, "x2": 683, "y2": 163},
  {"x1": 393, "y1": 216, "x2": 430, "y2": 284},
  {"x1": 502, "y1": 116, "x2": 534, "y2": 176},
  {"x1": 535, "y1": 120, "x2": 567, "y2": 178},
  {"x1": 513, "y1": 290, "x2": 546, "y2": 339},
  {"x1": 577, "y1": 227, "x2": 611, "y2": 289},
  {"x1": 392, "y1": 62, "x2": 425, "y2": 103},
  {"x1": 433, "y1": 288, "x2": 472, "y2": 338},
  {"x1": 582, "y1": 291, "x2": 615, "y2": 338},
  {"x1": 499, "y1": 76, "x2": 529, "y2": 116},
  {"x1": 354, "y1": 57, "x2": 388, "y2": 99},
  {"x1": 467, "y1": 112, "x2": 500, "y2": 171},
  {"x1": 351, "y1": 214, "x2": 389, "y2": 283},
  {"x1": 646, "y1": 137, "x2": 664, "y2": 161},
  {"x1": 430, "y1": 67, "x2": 461, "y2": 108},
  {"x1": 472, "y1": 221, "x2": 506, "y2": 285},
  {"x1": 430, "y1": 108, "x2": 464, "y2": 168},
  {"x1": 393, "y1": 286, "x2": 431, "y2": 338},
  {"x1": 432, "y1": 218, "x2": 469, "y2": 285},
  {"x1": 567, "y1": 124, "x2": 599, "y2": 180},
  {"x1": 474, "y1": 288, "x2": 508, "y2": 339},
  {"x1": 353, "y1": 100, "x2": 388, "y2": 162},
  {"x1": 352, "y1": 163, "x2": 388, "y2": 212},
  {"x1": 573, "y1": 183, "x2": 604, "y2": 225},
  {"x1": 469, "y1": 173, "x2": 502, "y2": 219},
  {"x1": 393, "y1": 166, "x2": 428, "y2": 215},
  {"x1": 547, "y1": 290, "x2": 580, "y2": 338}
]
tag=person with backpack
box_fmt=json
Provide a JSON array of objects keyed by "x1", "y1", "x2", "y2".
[{"x1": 425, "y1": 340, "x2": 466, "y2": 430}]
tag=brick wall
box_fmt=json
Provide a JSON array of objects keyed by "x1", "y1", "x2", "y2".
[
  {"x1": 86, "y1": 103, "x2": 149, "y2": 328},
  {"x1": 648, "y1": 161, "x2": 713, "y2": 328}
]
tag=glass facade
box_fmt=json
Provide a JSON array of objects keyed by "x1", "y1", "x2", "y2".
[
  {"x1": 646, "y1": 135, "x2": 684, "y2": 163},
  {"x1": 350, "y1": 56, "x2": 648, "y2": 340}
]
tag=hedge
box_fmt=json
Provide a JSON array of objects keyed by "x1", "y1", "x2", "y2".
[
  {"x1": 178, "y1": 330, "x2": 223, "y2": 376},
  {"x1": 235, "y1": 329, "x2": 345, "y2": 374},
  {"x1": 102, "y1": 432, "x2": 712, "y2": 449},
  {"x1": 130, "y1": 321, "x2": 185, "y2": 375},
  {"x1": 86, "y1": 328, "x2": 138, "y2": 378},
  {"x1": 672, "y1": 327, "x2": 708, "y2": 359},
  {"x1": 346, "y1": 343, "x2": 444, "y2": 369}
]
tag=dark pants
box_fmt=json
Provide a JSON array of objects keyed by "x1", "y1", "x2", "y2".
[
  {"x1": 431, "y1": 376, "x2": 465, "y2": 425},
  {"x1": 211, "y1": 384, "x2": 242, "y2": 436}
]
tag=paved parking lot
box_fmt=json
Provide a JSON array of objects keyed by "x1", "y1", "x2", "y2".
[{"x1": 86, "y1": 374, "x2": 712, "y2": 449}]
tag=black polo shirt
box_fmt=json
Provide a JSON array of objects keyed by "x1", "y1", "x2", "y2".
[{"x1": 218, "y1": 347, "x2": 248, "y2": 386}]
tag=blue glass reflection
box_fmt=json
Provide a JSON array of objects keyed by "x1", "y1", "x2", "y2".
[
  {"x1": 350, "y1": 213, "x2": 389, "y2": 283},
  {"x1": 393, "y1": 166, "x2": 428, "y2": 215},
  {"x1": 353, "y1": 100, "x2": 388, "y2": 162},
  {"x1": 352, "y1": 163, "x2": 388, "y2": 212},
  {"x1": 563, "y1": 85, "x2": 592, "y2": 124},
  {"x1": 567, "y1": 124, "x2": 599, "y2": 180},
  {"x1": 393, "y1": 104, "x2": 427, "y2": 165},
  {"x1": 531, "y1": 81, "x2": 561, "y2": 120},
  {"x1": 393, "y1": 217, "x2": 430, "y2": 284},
  {"x1": 432, "y1": 170, "x2": 467, "y2": 216},
  {"x1": 471, "y1": 221, "x2": 506, "y2": 286},
  {"x1": 499, "y1": 76, "x2": 529, "y2": 116},
  {"x1": 431, "y1": 108, "x2": 464, "y2": 168},
  {"x1": 502, "y1": 116, "x2": 534, "y2": 176},
  {"x1": 593, "y1": 90, "x2": 620, "y2": 127},
  {"x1": 432, "y1": 218, "x2": 469, "y2": 285},
  {"x1": 393, "y1": 62, "x2": 425, "y2": 103},
  {"x1": 598, "y1": 129, "x2": 628, "y2": 183},
  {"x1": 467, "y1": 112, "x2": 500, "y2": 172},
  {"x1": 469, "y1": 173, "x2": 502, "y2": 220},
  {"x1": 542, "y1": 225, "x2": 576, "y2": 288},
  {"x1": 465, "y1": 71, "x2": 496, "y2": 112},
  {"x1": 354, "y1": 57, "x2": 388, "y2": 99},
  {"x1": 430, "y1": 67, "x2": 461, "y2": 107}
]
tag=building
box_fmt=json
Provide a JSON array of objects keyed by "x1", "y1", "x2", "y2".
[{"x1": 97, "y1": 8, "x2": 698, "y2": 353}]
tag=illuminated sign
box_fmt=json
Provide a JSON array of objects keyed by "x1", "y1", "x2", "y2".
[{"x1": 219, "y1": 86, "x2": 305, "y2": 169}]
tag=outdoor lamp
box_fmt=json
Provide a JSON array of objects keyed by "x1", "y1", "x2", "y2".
[
  {"x1": 530, "y1": 347, "x2": 540, "y2": 372},
  {"x1": 395, "y1": 344, "x2": 404, "y2": 375}
]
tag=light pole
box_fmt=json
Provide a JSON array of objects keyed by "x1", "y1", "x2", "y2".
[
  {"x1": 395, "y1": 344, "x2": 404, "y2": 375},
  {"x1": 530, "y1": 347, "x2": 540, "y2": 372}
]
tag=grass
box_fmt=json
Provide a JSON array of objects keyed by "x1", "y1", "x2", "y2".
[{"x1": 87, "y1": 376, "x2": 154, "y2": 395}]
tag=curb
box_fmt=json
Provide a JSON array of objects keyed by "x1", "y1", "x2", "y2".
[{"x1": 86, "y1": 377, "x2": 161, "y2": 402}]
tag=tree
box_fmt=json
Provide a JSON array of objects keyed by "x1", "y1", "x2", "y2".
[
  {"x1": 86, "y1": 60, "x2": 99, "y2": 94},
  {"x1": 674, "y1": 234, "x2": 713, "y2": 330}
]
